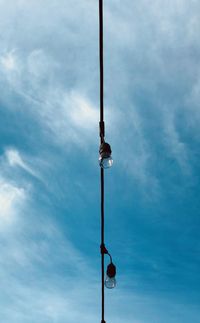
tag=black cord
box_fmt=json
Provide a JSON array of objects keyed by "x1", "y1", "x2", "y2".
[
  {"x1": 107, "y1": 252, "x2": 113, "y2": 264},
  {"x1": 99, "y1": 0, "x2": 104, "y2": 127},
  {"x1": 99, "y1": 1, "x2": 105, "y2": 322},
  {"x1": 101, "y1": 168, "x2": 105, "y2": 322}
]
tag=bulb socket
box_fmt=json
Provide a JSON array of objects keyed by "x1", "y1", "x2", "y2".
[
  {"x1": 99, "y1": 142, "x2": 112, "y2": 158},
  {"x1": 106, "y1": 263, "x2": 116, "y2": 278}
]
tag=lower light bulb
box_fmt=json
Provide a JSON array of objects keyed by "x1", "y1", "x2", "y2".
[
  {"x1": 105, "y1": 276, "x2": 116, "y2": 289},
  {"x1": 105, "y1": 262, "x2": 116, "y2": 289}
]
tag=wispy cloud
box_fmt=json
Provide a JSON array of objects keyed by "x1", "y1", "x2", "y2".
[
  {"x1": 5, "y1": 148, "x2": 39, "y2": 177},
  {"x1": 0, "y1": 49, "x2": 17, "y2": 71},
  {"x1": 0, "y1": 47, "x2": 99, "y2": 148},
  {"x1": 0, "y1": 177, "x2": 26, "y2": 226},
  {"x1": 162, "y1": 108, "x2": 191, "y2": 175},
  {"x1": 0, "y1": 190, "x2": 100, "y2": 322},
  {"x1": 101, "y1": 0, "x2": 200, "y2": 191}
]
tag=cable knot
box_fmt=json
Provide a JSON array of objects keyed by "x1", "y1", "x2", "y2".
[{"x1": 100, "y1": 244, "x2": 108, "y2": 255}]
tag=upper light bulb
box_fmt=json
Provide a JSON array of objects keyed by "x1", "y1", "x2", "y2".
[
  {"x1": 99, "y1": 142, "x2": 113, "y2": 169},
  {"x1": 99, "y1": 155, "x2": 113, "y2": 169}
]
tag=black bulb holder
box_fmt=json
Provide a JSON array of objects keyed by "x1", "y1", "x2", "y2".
[
  {"x1": 99, "y1": 142, "x2": 112, "y2": 159},
  {"x1": 106, "y1": 262, "x2": 116, "y2": 278}
]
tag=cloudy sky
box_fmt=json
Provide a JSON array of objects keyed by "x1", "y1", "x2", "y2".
[{"x1": 0, "y1": 0, "x2": 200, "y2": 322}]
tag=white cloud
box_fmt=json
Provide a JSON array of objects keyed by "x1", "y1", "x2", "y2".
[
  {"x1": 0, "y1": 50, "x2": 16, "y2": 71},
  {"x1": 0, "y1": 47, "x2": 99, "y2": 147},
  {"x1": 162, "y1": 109, "x2": 191, "y2": 175},
  {"x1": 67, "y1": 92, "x2": 99, "y2": 131},
  {"x1": 0, "y1": 199, "x2": 100, "y2": 322},
  {"x1": 27, "y1": 49, "x2": 55, "y2": 78},
  {"x1": 5, "y1": 148, "x2": 37, "y2": 176},
  {"x1": 0, "y1": 179, "x2": 25, "y2": 221},
  {"x1": 6, "y1": 148, "x2": 26, "y2": 167},
  {"x1": 34, "y1": 89, "x2": 99, "y2": 148}
]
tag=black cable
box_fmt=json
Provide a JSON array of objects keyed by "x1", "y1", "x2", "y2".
[
  {"x1": 101, "y1": 168, "x2": 105, "y2": 323},
  {"x1": 99, "y1": 1, "x2": 105, "y2": 322},
  {"x1": 99, "y1": 0, "x2": 104, "y2": 126}
]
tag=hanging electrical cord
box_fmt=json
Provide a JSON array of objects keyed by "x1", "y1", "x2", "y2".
[
  {"x1": 98, "y1": 1, "x2": 116, "y2": 322},
  {"x1": 99, "y1": 1, "x2": 105, "y2": 322},
  {"x1": 99, "y1": 0, "x2": 104, "y2": 138}
]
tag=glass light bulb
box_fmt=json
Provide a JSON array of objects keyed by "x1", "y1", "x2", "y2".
[
  {"x1": 99, "y1": 156, "x2": 113, "y2": 169},
  {"x1": 105, "y1": 276, "x2": 116, "y2": 289}
]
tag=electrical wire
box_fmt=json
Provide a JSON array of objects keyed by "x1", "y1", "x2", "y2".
[{"x1": 99, "y1": 1, "x2": 106, "y2": 322}]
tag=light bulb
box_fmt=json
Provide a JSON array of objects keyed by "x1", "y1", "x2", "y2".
[
  {"x1": 105, "y1": 276, "x2": 116, "y2": 289},
  {"x1": 105, "y1": 262, "x2": 116, "y2": 289},
  {"x1": 99, "y1": 155, "x2": 113, "y2": 169},
  {"x1": 99, "y1": 142, "x2": 113, "y2": 169}
]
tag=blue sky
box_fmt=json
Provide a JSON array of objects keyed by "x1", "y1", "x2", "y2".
[{"x1": 0, "y1": 0, "x2": 200, "y2": 322}]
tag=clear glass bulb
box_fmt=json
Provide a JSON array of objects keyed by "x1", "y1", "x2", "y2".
[
  {"x1": 99, "y1": 156, "x2": 113, "y2": 169},
  {"x1": 105, "y1": 276, "x2": 116, "y2": 289}
]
